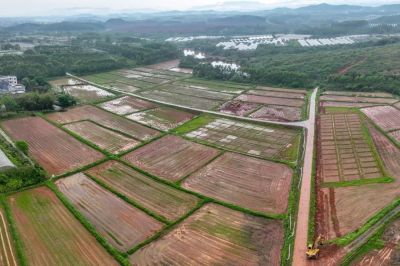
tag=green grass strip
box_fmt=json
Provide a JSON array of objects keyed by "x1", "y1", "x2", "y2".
[{"x1": 322, "y1": 176, "x2": 394, "y2": 188}]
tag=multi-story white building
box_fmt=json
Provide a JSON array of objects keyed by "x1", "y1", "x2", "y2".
[{"x1": 0, "y1": 76, "x2": 25, "y2": 94}]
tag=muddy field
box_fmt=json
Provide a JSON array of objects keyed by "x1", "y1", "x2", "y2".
[
  {"x1": 56, "y1": 173, "x2": 163, "y2": 251},
  {"x1": 138, "y1": 90, "x2": 223, "y2": 110},
  {"x1": 129, "y1": 204, "x2": 284, "y2": 265},
  {"x1": 321, "y1": 101, "x2": 381, "y2": 108},
  {"x1": 248, "y1": 89, "x2": 306, "y2": 99},
  {"x1": 147, "y1": 59, "x2": 180, "y2": 70},
  {"x1": 218, "y1": 101, "x2": 259, "y2": 116},
  {"x1": 0, "y1": 208, "x2": 17, "y2": 266},
  {"x1": 315, "y1": 124, "x2": 400, "y2": 241},
  {"x1": 256, "y1": 86, "x2": 307, "y2": 94},
  {"x1": 177, "y1": 80, "x2": 249, "y2": 94},
  {"x1": 318, "y1": 113, "x2": 383, "y2": 183},
  {"x1": 123, "y1": 135, "x2": 219, "y2": 182},
  {"x1": 362, "y1": 105, "x2": 400, "y2": 131},
  {"x1": 86, "y1": 161, "x2": 200, "y2": 221},
  {"x1": 9, "y1": 187, "x2": 118, "y2": 266},
  {"x1": 320, "y1": 95, "x2": 398, "y2": 104},
  {"x1": 236, "y1": 94, "x2": 304, "y2": 107},
  {"x1": 159, "y1": 85, "x2": 234, "y2": 101},
  {"x1": 126, "y1": 107, "x2": 195, "y2": 131},
  {"x1": 249, "y1": 105, "x2": 302, "y2": 122},
  {"x1": 65, "y1": 121, "x2": 139, "y2": 154},
  {"x1": 49, "y1": 78, "x2": 84, "y2": 89},
  {"x1": 2, "y1": 117, "x2": 103, "y2": 175},
  {"x1": 99, "y1": 96, "x2": 157, "y2": 115},
  {"x1": 185, "y1": 118, "x2": 300, "y2": 161},
  {"x1": 64, "y1": 85, "x2": 114, "y2": 102},
  {"x1": 47, "y1": 105, "x2": 160, "y2": 141},
  {"x1": 323, "y1": 91, "x2": 394, "y2": 98},
  {"x1": 182, "y1": 152, "x2": 292, "y2": 214},
  {"x1": 107, "y1": 82, "x2": 141, "y2": 93}
]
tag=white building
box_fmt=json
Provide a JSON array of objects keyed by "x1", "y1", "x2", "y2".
[{"x1": 0, "y1": 76, "x2": 25, "y2": 94}]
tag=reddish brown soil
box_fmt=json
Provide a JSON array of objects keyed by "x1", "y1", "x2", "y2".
[
  {"x1": 337, "y1": 58, "x2": 366, "y2": 75},
  {"x1": 321, "y1": 101, "x2": 381, "y2": 108},
  {"x1": 99, "y1": 96, "x2": 157, "y2": 115},
  {"x1": 2, "y1": 117, "x2": 103, "y2": 175},
  {"x1": 47, "y1": 105, "x2": 160, "y2": 141},
  {"x1": 248, "y1": 89, "x2": 305, "y2": 99},
  {"x1": 236, "y1": 94, "x2": 304, "y2": 107},
  {"x1": 129, "y1": 204, "x2": 284, "y2": 265},
  {"x1": 182, "y1": 152, "x2": 292, "y2": 214},
  {"x1": 389, "y1": 130, "x2": 400, "y2": 143},
  {"x1": 255, "y1": 86, "x2": 307, "y2": 94},
  {"x1": 320, "y1": 95, "x2": 398, "y2": 104},
  {"x1": 56, "y1": 173, "x2": 163, "y2": 251},
  {"x1": 65, "y1": 121, "x2": 139, "y2": 154},
  {"x1": 315, "y1": 123, "x2": 400, "y2": 241},
  {"x1": 218, "y1": 101, "x2": 259, "y2": 116},
  {"x1": 249, "y1": 105, "x2": 302, "y2": 122},
  {"x1": 9, "y1": 187, "x2": 118, "y2": 266},
  {"x1": 86, "y1": 161, "x2": 200, "y2": 221},
  {"x1": 123, "y1": 135, "x2": 220, "y2": 182},
  {"x1": 362, "y1": 105, "x2": 400, "y2": 131}
]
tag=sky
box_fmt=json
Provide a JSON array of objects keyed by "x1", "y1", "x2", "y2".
[{"x1": 0, "y1": 0, "x2": 398, "y2": 17}]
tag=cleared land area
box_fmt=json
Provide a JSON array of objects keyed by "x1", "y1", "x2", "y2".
[
  {"x1": 86, "y1": 161, "x2": 200, "y2": 221},
  {"x1": 8, "y1": 187, "x2": 118, "y2": 266},
  {"x1": 321, "y1": 101, "x2": 381, "y2": 108},
  {"x1": 64, "y1": 121, "x2": 139, "y2": 154},
  {"x1": 56, "y1": 173, "x2": 163, "y2": 251},
  {"x1": 138, "y1": 90, "x2": 223, "y2": 110},
  {"x1": 126, "y1": 107, "x2": 195, "y2": 131},
  {"x1": 256, "y1": 86, "x2": 307, "y2": 94},
  {"x1": 182, "y1": 152, "x2": 292, "y2": 214},
  {"x1": 318, "y1": 112, "x2": 383, "y2": 183},
  {"x1": 362, "y1": 105, "x2": 400, "y2": 131},
  {"x1": 99, "y1": 96, "x2": 157, "y2": 115},
  {"x1": 236, "y1": 94, "x2": 304, "y2": 107},
  {"x1": 323, "y1": 91, "x2": 394, "y2": 98},
  {"x1": 0, "y1": 208, "x2": 17, "y2": 266},
  {"x1": 159, "y1": 85, "x2": 234, "y2": 101},
  {"x1": 219, "y1": 101, "x2": 259, "y2": 116},
  {"x1": 47, "y1": 105, "x2": 160, "y2": 141},
  {"x1": 64, "y1": 85, "x2": 114, "y2": 102},
  {"x1": 320, "y1": 95, "x2": 398, "y2": 104},
  {"x1": 247, "y1": 89, "x2": 306, "y2": 99},
  {"x1": 249, "y1": 105, "x2": 302, "y2": 122},
  {"x1": 130, "y1": 204, "x2": 284, "y2": 265},
  {"x1": 2, "y1": 117, "x2": 103, "y2": 175},
  {"x1": 316, "y1": 124, "x2": 400, "y2": 241},
  {"x1": 185, "y1": 118, "x2": 300, "y2": 162},
  {"x1": 123, "y1": 135, "x2": 219, "y2": 182}
]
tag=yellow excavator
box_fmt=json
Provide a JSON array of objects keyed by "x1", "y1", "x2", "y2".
[{"x1": 306, "y1": 235, "x2": 323, "y2": 259}]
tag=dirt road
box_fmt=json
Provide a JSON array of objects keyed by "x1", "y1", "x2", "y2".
[{"x1": 292, "y1": 88, "x2": 318, "y2": 266}]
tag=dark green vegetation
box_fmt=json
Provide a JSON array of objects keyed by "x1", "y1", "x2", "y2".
[{"x1": 0, "y1": 92, "x2": 55, "y2": 113}]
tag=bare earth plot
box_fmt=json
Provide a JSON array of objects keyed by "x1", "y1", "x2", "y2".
[
  {"x1": 99, "y1": 96, "x2": 157, "y2": 115},
  {"x1": 320, "y1": 95, "x2": 398, "y2": 105},
  {"x1": 64, "y1": 121, "x2": 139, "y2": 154},
  {"x1": 362, "y1": 105, "x2": 400, "y2": 131},
  {"x1": 256, "y1": 85, "x2": 307, "y2": 94},
  {"x1": 107, "y1": 82, "x2": 141, "y2": 93},
  {"x1": 8, "y1": 187, "x2": 118, "y2": 266},
  {"x1": 49, "y1": 78, "x2": 84, "y2": 89},
  {"x1": 323, "y1": 91, "x2": 394, "y2": 98},
  {"x1": 249, "y1": 105, "x2": 302, "y2": 122},
  {"x1": 316, "y1": 124, "x2": 400, "y2": 241},
  {"x1": 2, "y1": 117, "x2": 103, "y2": 175},
  {"x1": 219, "y1": 101, "x2": 260, "y2": 116},
  {"x1": 123, "y1": 135, "x2": 219, "y2": 182},
  {"x1": 182, "y1": 152, "x2": 292, "y2": 214},
  {"x1": 56, "y1": 173, "x2": 163, "y2": 251},
  {"x1": 64, "y1": 84, "x2": 114, "y2": 102},
  {"x1": 318, "y1": 113, "x2": 383, "y2": 183},
  {"x1": 159, "y1": 85, "x2": 234, "y2": 101},
  {"x1": 0, "y1": 207, "x2": 17, "y2": 266},
  {"x1": 138, "y1": 90, "x2": 223, "y2": 110},
  {"x1": 177, "y1": 80, "x2": 248, "y2": 94},
  {"x1": 86, "y1": 161, "x2": 200, "y2": 221},
  {"x1": 321, "y1": 101, "x2": 381, "y2": 108},
  {"x1": 185, "y1": 118, "x2": 300, "y2": 161},
  {"x1": 47, "y1": 105, "x2": 160, "y2": 141},
  {"x1": 130, "y1": 204, "x2": 284, "y2": 266},
  {"x1": 236, "y1": 94, "x2": 305, "y2": 107},
  {"x1": 247, "y1": 89, "x2": 306, "y2": 99},
  {"x1": 126, "y1": 107, "x2": 195, "y2": 131}
]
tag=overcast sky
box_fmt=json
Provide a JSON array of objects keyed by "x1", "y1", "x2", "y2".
[{"x1": 0, "y1": 0, "x2": 398, "y2": 17}]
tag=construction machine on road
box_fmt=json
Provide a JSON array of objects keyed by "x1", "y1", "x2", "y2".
[{"x1": 306, "y1": 235, "x2": 323, "y2": 259}]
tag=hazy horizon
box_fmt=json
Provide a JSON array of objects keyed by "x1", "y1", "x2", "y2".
[{"x1": 1, "y1": 0, "x2": 399, "y2": 17}]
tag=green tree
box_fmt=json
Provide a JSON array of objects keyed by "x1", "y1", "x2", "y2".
[
  {"x1": 58, "y1": 93, "x2": 77, "y2": 108},
  {"x1": 15, "y1": 141, "x2": 28, "y2": 155}
]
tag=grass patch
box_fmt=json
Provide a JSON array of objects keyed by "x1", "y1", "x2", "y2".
[{"x1": 172, "y1": 114, "x2": 215, "y2": 134}]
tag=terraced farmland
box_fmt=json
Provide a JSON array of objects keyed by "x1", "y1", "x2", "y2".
[
  {"x1": 86, "y1": 161, "x2": 200, "y2": 221},
  {"x1": 247, "y1": 89, "x2": 306, "y2": 99},
  {"x1": 123, "y1": 135, "x2": 220, "y2": 182},
  {"x1": 2, "y1": 117, "x2": 103, "y2": 175},
  {"x1": 320, "y1": 95, "x2": 398, "y2": 105},
  {"x1": 362, "y1": 105, "x2": 400, "y2": 132},
  {"x1": 185, "y1": 118, "x2": 300, "y2": 162},
  {"x1": 129, "y1": 204, "x2": 284, "y2": 265},
  {"x1": 318, "y1": 112, "x2": 384, "y2": 183},
  {"x1": 8, "y1": 187, "x2": 118, "y2": 265},
  {"x1": 56, "y1": 173, "x2": 163, "y2": 251},
  {"x1": 0, "y1": 208, "x2": 17, "y2": 266},
  {"x1": 47, "y1": 105, "x2": 160, "y2": 141},
  {"x1": 64, "y1": 84, "x2": 114, "y2": 102},
  {"x1": 126, "y1": 107, "x2": 195, "y2": 131},
  {"x1": 64, "y1": 121, "x2": 139, "y2": 154},
  {"x1": 182, "y1": 152, "x2": 293, "y2": 214},
  {"x1": 99, "y1": 96, "x2": 157, "y2": 115},
  {"x1": 236, "y1": 94, "x2": 305, "y2": 107},
  {"x1": 158, "y1": 84, "x2": 234, "y2": 101}
]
